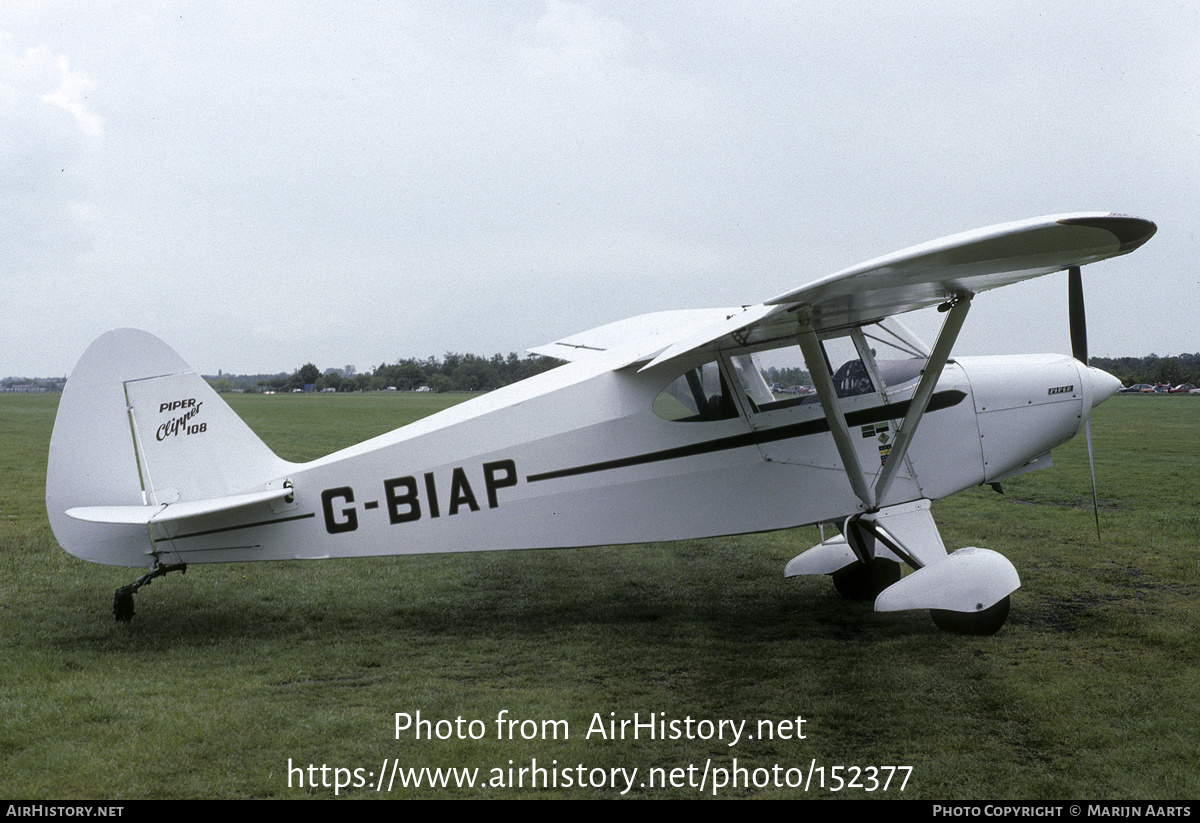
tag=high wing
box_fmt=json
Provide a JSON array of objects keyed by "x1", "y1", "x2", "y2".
[
  {"x1": 530, "y1": 213, "x2": 1156, "y2": 371},
  {"x1": 527, "y1": 307, "x2": 755, "y2": 365}
]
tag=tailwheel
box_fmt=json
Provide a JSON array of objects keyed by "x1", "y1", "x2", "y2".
[
  {"x1": 832, "y1": 558, "x2": 901, "y2": 601},
  {"x1": 930, "y1": 596, "x2": 1010, "y2": 635},
  {"x1": 112, "y1": 562, "x2": 187, "y2": 622},
  {"x1": 113, "y1": 591, "x2": 136, "y2": 622}
]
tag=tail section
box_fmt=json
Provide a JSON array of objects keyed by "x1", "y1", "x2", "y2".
[{"x1": 47, "y1": 329, "x2": 293, "y2": 567}]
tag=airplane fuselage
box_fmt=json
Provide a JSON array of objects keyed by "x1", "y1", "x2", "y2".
[{"x1": 129, "y1": 349, "x2": 1114, "y2": 569}]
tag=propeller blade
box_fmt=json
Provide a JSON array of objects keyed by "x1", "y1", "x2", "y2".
[
  {"x1": 1085, "y1": 418, "x2": 1101, "y2": 540},
  {"x1": 1068, "y1": 265, "x2": 1088, "y2": 364},
  {"x1": 1072, "y1": 266, "x2": 1101, "y2": 538}
]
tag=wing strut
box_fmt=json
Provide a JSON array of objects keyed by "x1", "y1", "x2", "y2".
[
  {"x1": 872, "y1": 293, "x2": 972, "y2": 507},
  {"x1": 796, "y1": 293, "x2": 972, "y2": 514},
  {"x1": 796, "y1": 316, "x2": 873, "y2": 512}
]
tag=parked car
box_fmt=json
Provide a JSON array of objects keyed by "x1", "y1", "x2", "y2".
[{"x1": 1119, "y1": 384, "x2": 1153, "y2": 393}]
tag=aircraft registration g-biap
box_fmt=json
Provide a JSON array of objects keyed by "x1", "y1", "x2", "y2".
[{"x1": 47, "y1": 212, "x2": 1156, "y2": 633}]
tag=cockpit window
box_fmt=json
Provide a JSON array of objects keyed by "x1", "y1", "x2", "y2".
[
  {"x1": 861, "y1": 319, "x2": 928, "y2": 390},
  {"x1": 653, "y1": 361, "x2": 739, "y2": 422},
  {"x1": 726, "y1": 318, "x2": 930, "y2": 413}
]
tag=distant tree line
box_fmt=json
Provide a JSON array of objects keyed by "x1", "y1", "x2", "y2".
[
  {"x1": 0, "y1": 377, "x2": 65, "y2": 392},
  {"x1": 15, "y1": 351, "x2": 1200, "y2": 395},
  {"x1": 206, "y1": 352, "x2": 565, "y2": 393},
  {"x1": 1089, "y1": 353, "x2": 1200, "y2": 388}
]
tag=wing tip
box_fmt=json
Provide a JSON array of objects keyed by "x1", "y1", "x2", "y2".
[{"x1": 1056, "y1": 214, "x2": 1157, "y2": 254}]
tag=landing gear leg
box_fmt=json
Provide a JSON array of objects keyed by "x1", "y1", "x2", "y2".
[
  {"x1": 113, "y1": 562, "x2": 187, "y2": 622},
  {"x1": 831, "y1": 514, "x2": 902, "y2": 601}
]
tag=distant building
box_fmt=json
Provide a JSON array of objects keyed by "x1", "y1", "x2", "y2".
[{"x1": 3, "y1": 382, "x2": 63, "y2": 393}]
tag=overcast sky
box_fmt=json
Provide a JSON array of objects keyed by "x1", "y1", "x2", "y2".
[{"x1": 2, "y1": 1, "x2": 1196, "y2": 378}]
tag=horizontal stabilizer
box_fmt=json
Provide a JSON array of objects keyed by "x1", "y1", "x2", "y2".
[{"x1": 66, "y1": 487, "x2": 294, "y2": 526}]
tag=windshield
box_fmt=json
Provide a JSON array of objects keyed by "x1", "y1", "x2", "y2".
[{"x1": 730, "y1": 318, "x2": 930, "y2": 412}]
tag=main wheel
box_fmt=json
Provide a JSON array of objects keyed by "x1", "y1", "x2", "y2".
[
  {"x1": 831, "y1": 558, "x2": 901, "y2": 601},
  {"x1": 930, "y1": 596, "x2": 1010, "y2": 635}
]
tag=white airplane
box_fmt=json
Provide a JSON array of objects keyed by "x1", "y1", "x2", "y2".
[{"x1": 46, "y1": 213, "x2": 1156, "y2": 632}]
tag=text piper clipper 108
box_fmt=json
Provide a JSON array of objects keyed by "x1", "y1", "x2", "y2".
[{"x1": 47, "y1": 213, "x2": 1156, "y2": 632}]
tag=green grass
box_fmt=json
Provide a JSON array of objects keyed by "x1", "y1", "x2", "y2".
[
  {"x1": 223, "y1": 392, "x2": 475, "y2": 461},
  {"x1": 1, "y1": 394, "x2": 1196, "y2": 798}
]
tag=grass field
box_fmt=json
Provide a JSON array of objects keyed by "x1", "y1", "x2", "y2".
[{"x1": 1, "y1": 392, "x2": 1197, "y2": 799}]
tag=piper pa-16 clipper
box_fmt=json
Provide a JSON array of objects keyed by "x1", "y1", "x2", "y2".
[{"x1": 47, "y1": 213, "x2": 1156, "y2": 632}]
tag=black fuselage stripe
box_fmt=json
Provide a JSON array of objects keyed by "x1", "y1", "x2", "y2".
[
  {"x1": 526, "y1": 390, "x2": 966, "y2": 483},
  {"x1": 168, "y1": 511, "x2": 316, "y2": 540}
]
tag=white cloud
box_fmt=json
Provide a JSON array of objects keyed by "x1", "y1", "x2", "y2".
[
  {"x1": 0, "y1": 31, "x2": 102, "y2": 141},
  {"x1": 40, "y1": 52, "x2": 102, "y2": 140}
]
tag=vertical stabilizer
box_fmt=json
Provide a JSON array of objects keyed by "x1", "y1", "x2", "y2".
[{"x1": 47, "y1": 329, "x2": 293, "y2": 566}]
